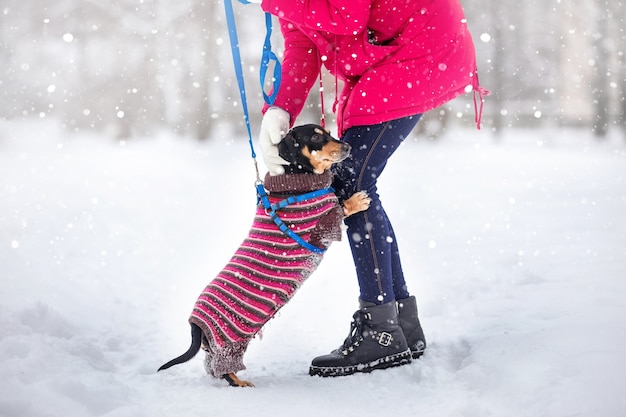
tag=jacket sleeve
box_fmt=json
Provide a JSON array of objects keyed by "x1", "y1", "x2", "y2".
[{"x1": 261, "y1": 0, "x2": 371, "y2": 35}]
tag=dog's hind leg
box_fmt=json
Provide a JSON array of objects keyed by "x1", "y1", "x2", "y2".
[
  {"x1": 222, "y1": 373, "x2": 255, "y2": 387},
  {"x1": 157, "y1": 323, "x2": 202, "y2": 371}
]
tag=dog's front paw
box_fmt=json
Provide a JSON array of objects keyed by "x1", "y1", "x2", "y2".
[{"x1": 343, "y1": 191, "x2": 371, "y2": 216}]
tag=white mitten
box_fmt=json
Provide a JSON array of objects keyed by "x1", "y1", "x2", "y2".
[{"x1": 259, "y1": 106, "x2": 291, "y2": 176}]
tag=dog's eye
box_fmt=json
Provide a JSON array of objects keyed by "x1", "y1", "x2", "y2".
[{"x1": 311, "y1": 134, "x2": 323, "y2": 143}]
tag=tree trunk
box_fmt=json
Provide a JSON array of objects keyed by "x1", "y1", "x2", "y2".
[
  {"x1": 591, "y1": 6, "x2": 610, "y2": 138},
  {"x1": 616, "y1": 0, "x2": 626, "y2": 139},
  {"x1": 491, "y1": 12, "x2": 504, "y2": 137}
]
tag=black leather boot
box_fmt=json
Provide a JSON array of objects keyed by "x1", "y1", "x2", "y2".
[
  {"x1": 397, "y1": 296, "x2": 426, "y2": 358},
  {"x1": 309, "y1": 300, "x2": 412, "y2": 377}
]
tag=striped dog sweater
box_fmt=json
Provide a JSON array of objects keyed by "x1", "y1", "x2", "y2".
[{"x1": 190, "y1": 170, "x2": 344, "y2": 376}]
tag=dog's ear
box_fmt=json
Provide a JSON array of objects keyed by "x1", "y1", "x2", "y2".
[{"x1": 277, "y1": 131, "x2": 300, "y2": 165}]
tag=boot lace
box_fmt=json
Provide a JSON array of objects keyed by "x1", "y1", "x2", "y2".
[{"x1": 339, "y1": 311, "x2": 368, "y2": 355}]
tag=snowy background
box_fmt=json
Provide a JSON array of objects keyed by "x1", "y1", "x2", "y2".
[
  {"x1": 2, "y1": 1, "x2": 626, "y2": 415},
  {"x1": 1, "y1": 118, "x2": 625, "y2": 417}
]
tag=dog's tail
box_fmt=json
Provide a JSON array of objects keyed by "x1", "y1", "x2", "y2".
[{"x1": 157, "y1": 323, "x2": 202, "y2": 371}]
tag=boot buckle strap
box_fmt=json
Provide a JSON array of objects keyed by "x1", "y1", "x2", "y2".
[{"x1": 377, "y1": 332, "x2": 393, "y2": 346}]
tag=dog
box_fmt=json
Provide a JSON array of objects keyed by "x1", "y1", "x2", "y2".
[{"x1": 158, "y1": 124, "x2": 370, "y2": 387}]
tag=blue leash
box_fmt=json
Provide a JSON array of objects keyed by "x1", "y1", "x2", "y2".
[
  {"x1": 223, "y1": 0, "x2": 281, "y2": 170},
  {"x1": 225, "y1": 1, "x2": 327, "y2": 254},
  {"x1": 259, "y1": 11, "x2": 282, "y2": 106}
]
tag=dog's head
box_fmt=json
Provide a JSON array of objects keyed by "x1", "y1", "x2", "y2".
[{"x1": 277, "y1": 124, "x2": 351, "y2": 174}]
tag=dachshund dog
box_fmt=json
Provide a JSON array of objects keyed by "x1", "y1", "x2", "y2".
[{"x1": 158, "y1": 125, "x2": 370, "y2": 387}]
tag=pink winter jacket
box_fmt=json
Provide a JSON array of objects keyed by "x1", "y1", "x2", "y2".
[{"x1": 261, "y1": 0, "x2": 485, "y2": 135}]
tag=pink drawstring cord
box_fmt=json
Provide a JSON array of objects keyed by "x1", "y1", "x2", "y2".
[
  {"x1": 318, "y1": 64, "x2": 326, "y2": 129},
  {"x1": 472, "y1": 71, "x2": 490, "y2": 130}
]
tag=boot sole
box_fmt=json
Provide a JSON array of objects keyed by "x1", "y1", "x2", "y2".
[
  {"x1": 411, "y1": 348, "x2": 425, "y2": 360},
  {"x1": 309, "y1": 349, "x2": 412, "y2": 377}
]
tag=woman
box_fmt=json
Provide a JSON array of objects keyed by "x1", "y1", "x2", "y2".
[{"x1": 257, "y1": 0, "x2": 486, "y2": 377}]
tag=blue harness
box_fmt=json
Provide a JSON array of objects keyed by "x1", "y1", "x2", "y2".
[{"x1": 255, "y1": 183, "x2": 334, "y2": 254}]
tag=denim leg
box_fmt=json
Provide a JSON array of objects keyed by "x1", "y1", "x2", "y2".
[{"x1": 332, "y1": 115, "x2": 421, "y2": 304}]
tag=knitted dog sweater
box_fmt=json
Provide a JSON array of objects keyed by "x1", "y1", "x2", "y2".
[{"x1": 189, "y1": 170, "x2": 344, "y2": 377}]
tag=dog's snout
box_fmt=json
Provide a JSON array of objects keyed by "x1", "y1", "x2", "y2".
[
  {"x1": 335, "y1": 142, "x2": 352, "y2": 162},
  {"x1": 337, "y1": 142, "x2": 351, "y2": 161}
]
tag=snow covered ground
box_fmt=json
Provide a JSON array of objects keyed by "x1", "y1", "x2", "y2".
[{"x1": 1, "y1": 119, "x2": 625, "y2": 417}]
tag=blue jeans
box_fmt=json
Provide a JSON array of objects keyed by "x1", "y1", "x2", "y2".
[{"x1": 332, "y1": 115, "x2": 422, "y2": 304}]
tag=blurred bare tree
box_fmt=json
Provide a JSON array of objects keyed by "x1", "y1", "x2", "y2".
[{"x1": 1, "y1": 0, "x2": 265, "y2": 139}]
